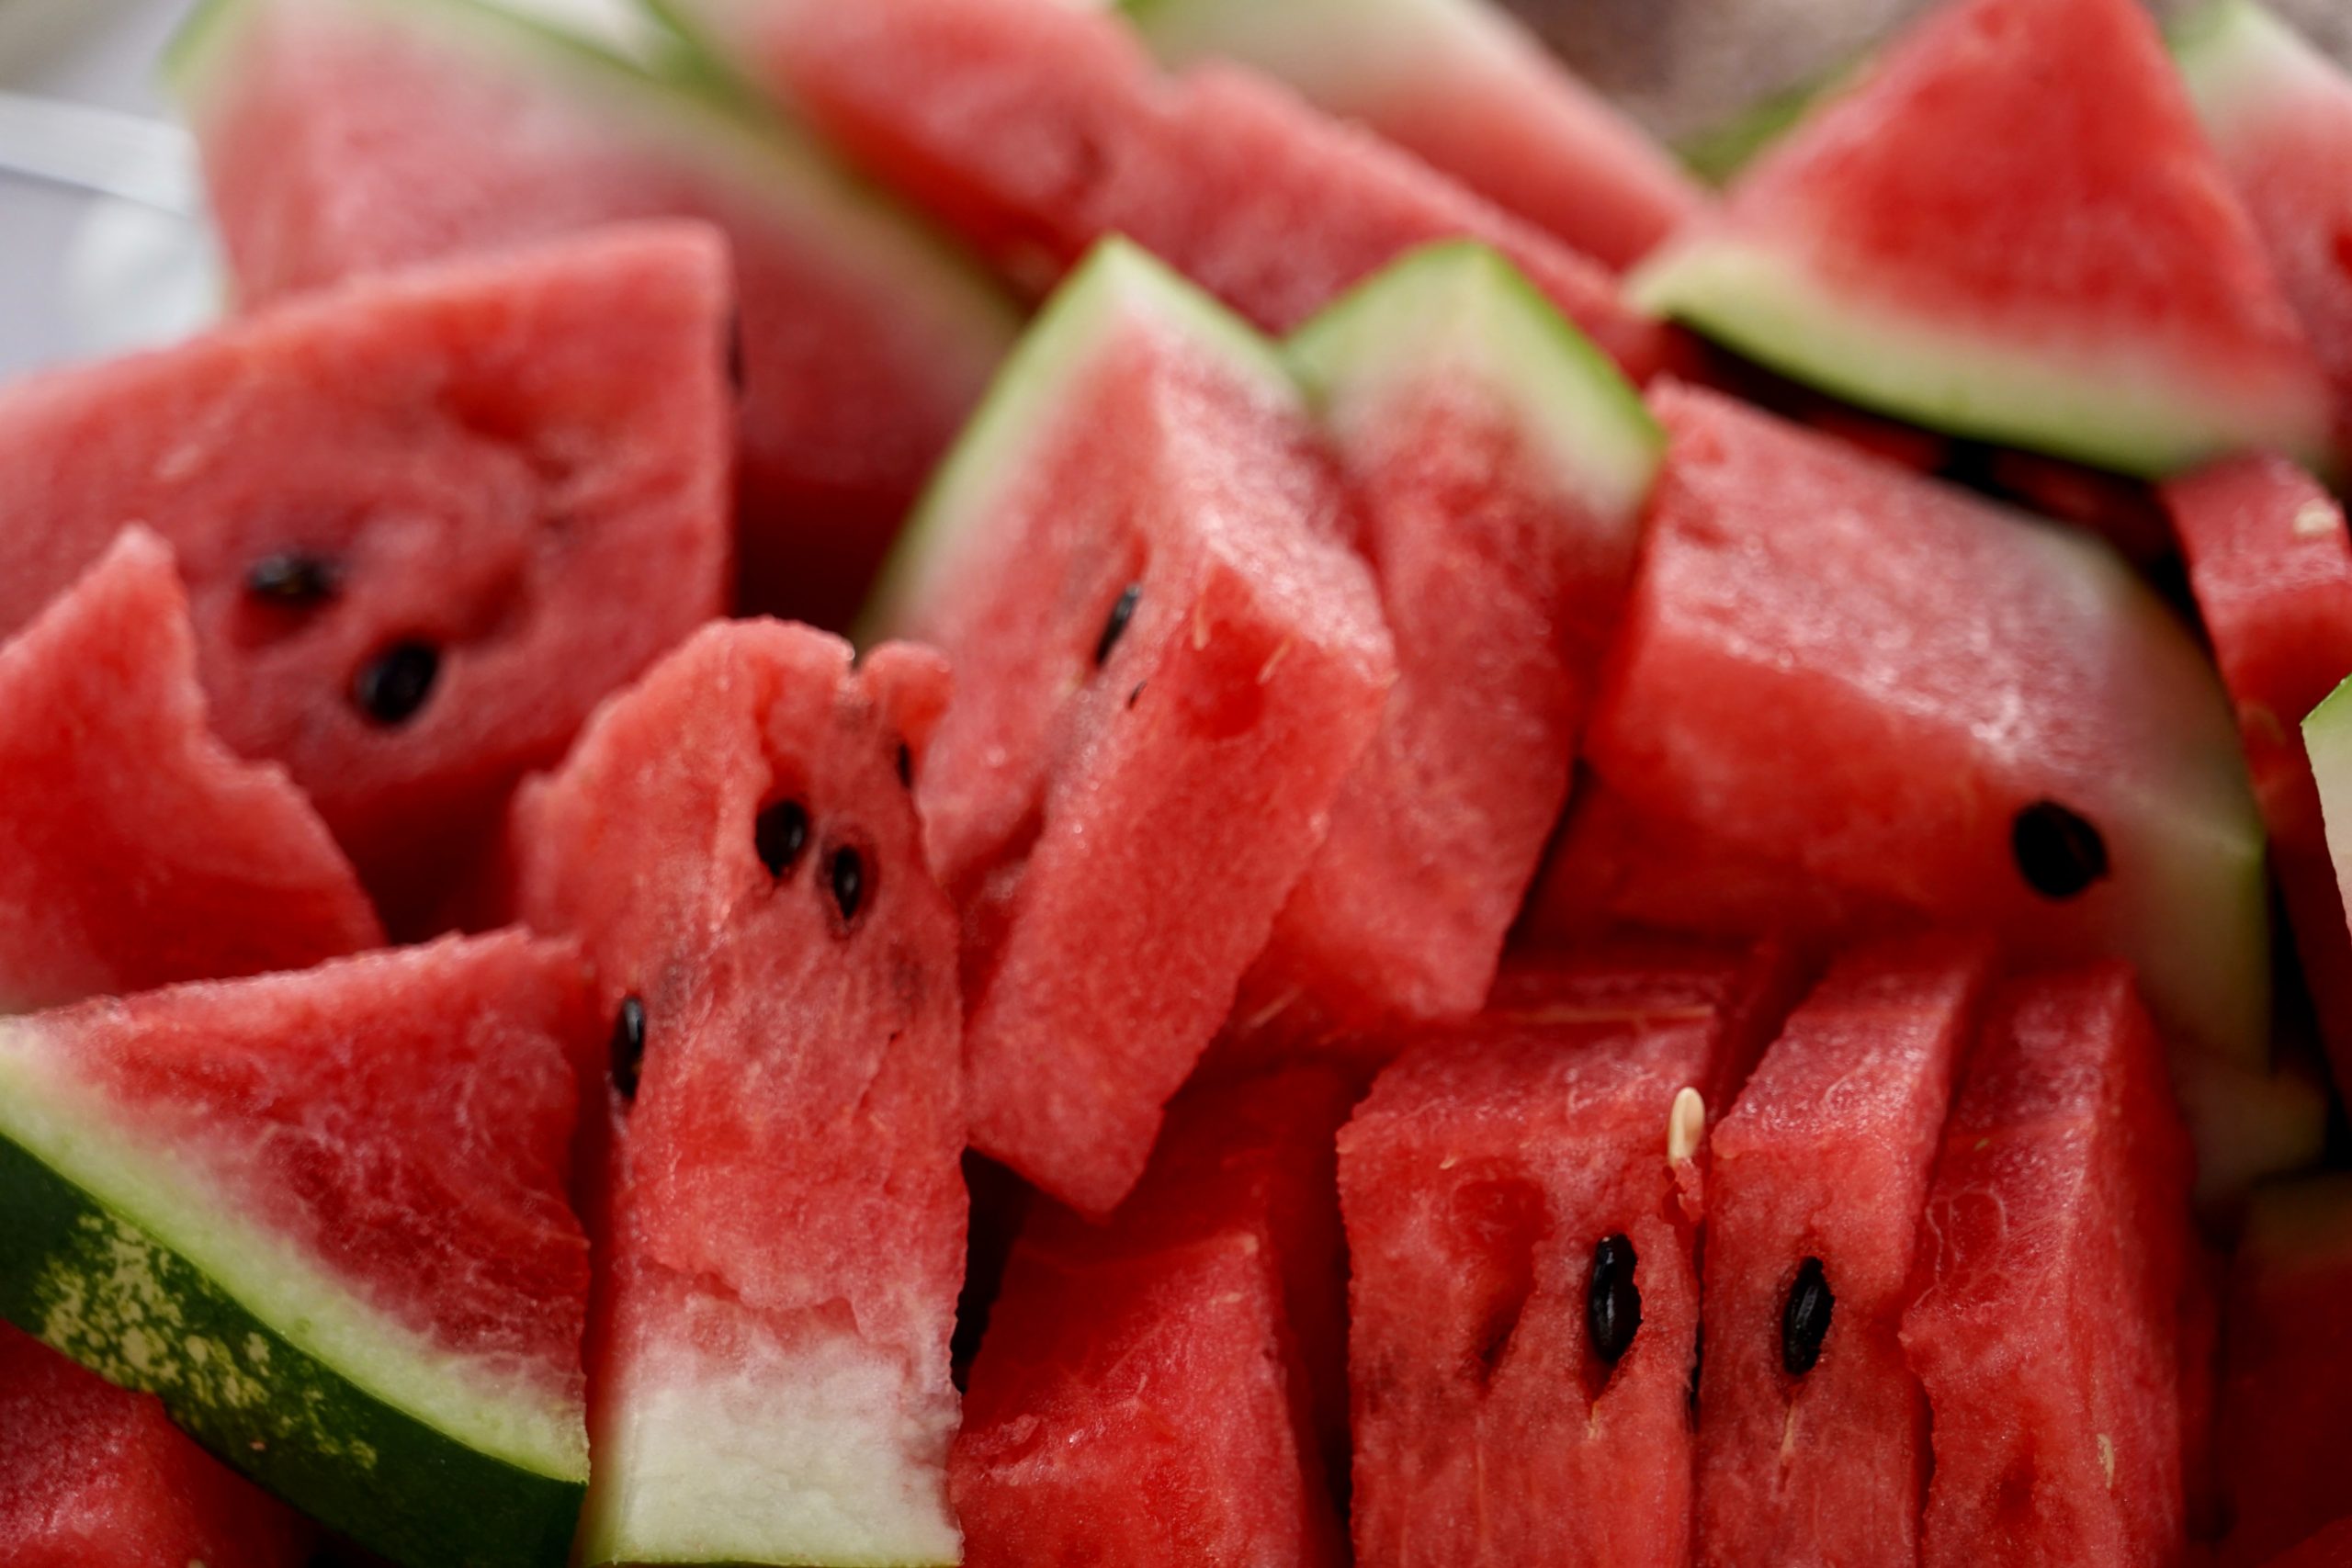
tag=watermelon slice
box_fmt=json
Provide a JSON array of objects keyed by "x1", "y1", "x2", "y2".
[
  {"x1": 658, "y1": 0, "x2": 1670, "y2": 378},
  {"x1": 1631, "y1": 0, "x2": 2334, "y2": 478},
  {"x1": 952, "y1": 1067, "x2": 1354, "y2": 1565},
  {"x1": 0, "y1": 527, "x2": 380, "y2": 1010},
  {"x1": 0, "y1": 1320, "x2": 314, "y2": 1568},
  {"x1": 172, "y1": 0, "x2": 1016, "y2": 630},
  {"x1": 1900, "y1": 966, "x2": 2196, "y2": 1568},
  {"x1": 1125, "y1": 0, "x2": 1705, "y2": 271},
  {"x1": 868, "y1": 240, "x2": 1394, "y2": 1215},
  {"x1": 1695, "y1": 937, "x2": 1992, "y2": 1568},
  {"x1": 0, "y1": 932, "x2": 599, "y2": 1568},
  {"x1": 2177, "y1": 0, "x2": 2352, "y2": 462},
  {"x1": 509, "y1": 620, "x2": 967, "y2": 1566},
  {"x1": 0, "y1": 224, "x2": 731, "y2": 934}
]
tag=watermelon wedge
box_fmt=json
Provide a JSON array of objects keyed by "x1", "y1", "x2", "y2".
[
  {"x1": 2177, "y1": 0, "x2": 2352, "y2": 462},
  {"x1": 0, "y1": 1320, "x2": 314, "y2": 1568},
  {"x1": 0, "y1": 527, "x2": 380, "y2": 1010},
  {"x1": 510, "y1": 621, "x2": 967, "y2": 1567},
  {"x1": 1695, "y1": 937, "x2": 1992, "y2": 1568},
  {"x1": 172, "y1": 0, "x2": 1017, "y2": 629},
  {"x1": 952, "y1": 1068, "x2": 1355, "y2": 1565},
  {"x1": 1901, "y1": 966, "x2": 2195, "y2": 1568},
  {"x1": 1631, "y1": 0, "x2": 2334, "y2": 478},
  {"x1": 657, "y1": 0, "x2": 1670, "y2": 378},
  {"x1": 870, "y1": 240, "x2": 1394, "y2": 1215},
  {"x1": 1125, "y1": 0, "x2": 1706, "y2": 271},
  {"x1": 0, "y1": 224, "x2": 731, "y2": 935},
  {"x1": 0, "y1": 932, "x2": 600, "y2": 1568}
]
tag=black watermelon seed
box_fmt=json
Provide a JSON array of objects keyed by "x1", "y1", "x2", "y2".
[
  {"x1": 2011, "y1": 800, "x2": 2109, "y2": 900},
  {"x1": 1782, "y1": 1256, "x2": 1834, "y2": 1377},
  {"x1": 755, "y1": 800, "x2": 810, "y2": 879},
  {"x1": 829, "y1": 845, "x2": 867, "y2": 925},
  {"x1": 610, "y1": 995, "x2": 647, "y2": 1101},
  {"x1": 1588, "y1": 1234, "x2": 1641, "y2": 1366},
  {"x1": 896, "y1": 742, "x2": 913, "y2": 788},
  {"x1": 245, "y1": 552, "x2": 341, "y2": 607},
  {"x1": 353, "y1": 641, "x2": 439, "y2": 726},
  {"x1": 1095, "y1": 582, "x2": 1141, "y2": 666}
]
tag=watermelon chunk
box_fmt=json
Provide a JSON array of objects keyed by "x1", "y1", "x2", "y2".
[
  {"x1": 0, "y1": 932, "x2": 600, "y2": 1568},
  {"x1": 1125, "y1": 0, "x2": 1706, "y2": 271},
  {"x1": 0, "y1": 224, "x2": 731, "y2": 934},
  {"x1": 659, "y1": 0, "x2": 1669, "y2": 378},
  {"x1": 173, "y1": 0, "x2": 1016, "y2": 629},
  {"x1": 871, "y1": 240, "x2": 1394, "y2": 1215},
  {"x1": 1695, "y1": 937, "x2": 1992, "y2": 1568},
  {"x1": 0, "y1": 1320, "x2": 313, "y2": 1568},
  {"x1": 952, "y1": 1067, "x2": 1354, "y2": 1565},
  {"x1": 510, "y1": 621, "x2": 967, "y2": 1566},
  {"x1": 1632, "y1": 0, "x2": 2334, "y2": 478},
  {"x1": 2177, "y1": 0, "x2": 2352, "y2": 463},
  {"x1": 1900, "y1": 966, "x2": 2195, "y2": 1568},
  {"x1": 0, "y1": 527, "x2": 380, "y2": 1010}
]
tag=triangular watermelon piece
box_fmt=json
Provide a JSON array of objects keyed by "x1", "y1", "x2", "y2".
[
  {"x1": 0, "y1": 527, "x2": 381, "y2": 1010},
  {"x1": 0, "y1": 224, "x2": 732, "y2": 935},
  {"x1": 0, "y1": 932, "x2": 600, "y2": 1568},
  {"x1": 509, "y1": 621, "x2": 967, "y2": 1566},
  {"x1": 172, "y1": 0, "x2": 1017, "y2": 629},
  {"x1": 1632, "y1": 0, "x2": 2333, "y2": 478}
]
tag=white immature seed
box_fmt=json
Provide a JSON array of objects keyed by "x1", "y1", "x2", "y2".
[{"x1": 1668, "y1": 1086, "x2": 1705, "y2": 1165}]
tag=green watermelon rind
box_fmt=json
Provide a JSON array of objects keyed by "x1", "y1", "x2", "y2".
[
  {"x1": 1629, "y1": 236, "x2": 2335, "y2": 479},
  {"x1": 1286, "y1": 240, "x2": 1664, "y2": 524},
  {"x1": 2307, "y1": 676, "x2": 2352, "y2": 916},
  {"x1": 1125, "y1": 0, "x2": 1526, "y2": 111},
  {"x1": 860, "y1": 237, "x2": 1298, "y2": 642},
  {"x1": 0, "y1": 1041, "x2": 586, "y2": 1568}
]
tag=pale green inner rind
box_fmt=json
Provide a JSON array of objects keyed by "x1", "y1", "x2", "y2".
[
  {"x1": 1126, "y1": 0, "x2": 1517, "y2": 112},
  {"x1": 0, "y1": 1133, "x2": 582, "y2": 1568},
  {"x1": 1630, "y1": 237, "x2": 2334, "y2": 478},
  {"x1": 2307, "y1": 677, "x2": 2352, "y2": 920}
]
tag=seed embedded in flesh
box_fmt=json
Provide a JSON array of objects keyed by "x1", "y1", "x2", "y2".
[
  {"x1": 829, "y1": 845, "x2": 867, "y2": 925},
  {"x1": 1588, "y1": 1234, "x2": 1641, "y2": 1366},
  {"x1": 896, "y1": 742, "x2": 913, "y2": 788},
  {"x1": 245, "y1": 552, "x2": 340, "y2": 607},
  {"x1": 1095, "y1": 582, "x2": 1142, "y2": 666},
  {"x1": 353, "y1": 641, "x2": 439, "y2": 726},
  {"x1": 755, "y1": 800, "x2": 810, "y2": 878},
  {"x1": 2011, "y1": 799, "x2": 2109, "y2": 900},
  {"x1": 610, "y1": 995, "x2": 647, "y2": 1100},
  {"x1": 1781, "y1": 1256, "x2": 1834, "y2": 1377}
]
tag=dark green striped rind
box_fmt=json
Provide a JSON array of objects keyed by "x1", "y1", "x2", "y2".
[{"x1": 0, "y1": 1134, "x2": 582, "y2": 1568}]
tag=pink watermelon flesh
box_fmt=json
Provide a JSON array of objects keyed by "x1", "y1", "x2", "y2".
[
  {"x1": 881, "y1": 243, "x2": 1393, "y2": 1216},
  {"x1": 0, "y1": 224, "x2": 731, "y2": 935},
  {"x1": 667, "y1": 0, "x2": 1669, "y2": 379},
  {"x1": 177, "y1": 0, "x2": 1013, "y2": 629},
  {"x1": 1695, "y1": 936, "x2": 1992, "y2": 1568},
  {"x1": 2165, "y1": 456, "x2": 2352, "y2": 1099},
  {"x1": 0, "y1": 527, "x2": 381, "y2": 1010},
  {"x1": 509, "y1": 620, "x2": 966, "y2": 1563},
  {"x1": 953, "y1": 1067, "x2": 1354, "y2": 1566},
  {"x1": 2216, "y1": 1175, "x2": 2352, "y2": 1567},
  {"x1": 0, "y1": 1320, "x2": 314, "y2": 1568},
  {"x1": 1900, "y1": 965, "x2": 2195, "y2": 1568}
]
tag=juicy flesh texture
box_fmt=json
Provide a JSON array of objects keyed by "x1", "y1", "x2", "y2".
[
  {"x1": 0, "y1": 1321, "x2": 313, "y2": 1568},
  {"x1": 1695, "y1": 938, "x2": 1991, "y2": 1568},
  {"x1": 509, "y1": 622, "x2": 967, "y2": 1562},
  {"x1": 2165, "y1": 457, "x2": 2352, "y2": 1097},
  {"x1": 187, "y1": 0, "x2": 1010, "y2": 628},
  {"x1": 1340, "y1": 1000, "x2": 1727, "y2": 1568},
  {"x1": 0, "y1": 529, "x2": 380, "y2": 1011},
  {"x1": 680, "y1": 0, "x2": 1668, "y2": 378},
  {"x1": 0, "y1": 226, "x2": 731, "y2": 933},
  {"x1": 1585, "y1": 383, "x2": 2267, "y2": 1066},
  {"x1": 1900, "y1": 967, "x2": 2195, "y2": 1568}
]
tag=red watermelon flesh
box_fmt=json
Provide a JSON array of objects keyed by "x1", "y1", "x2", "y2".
[
  {"x1": 0, "y1": 527, "x2": 381, "y2": 1011},
  {"x1": 0, "y1": 224, "x2": 731, "y2": 935},
  {"x1": 1695, "y1": 936, "x2": 1992, "y2": 1568},
  {"x1": 2215, "y1": 1175, "x2": 2352, "y2": 1566},
  {"x1": 1900, "y1": 965, "x2": 2196, "y2": 1568},
  {"x1": 953, "y1": 1066, "x2": 1354, "y2": 1565},
  {"x1": 175, "y1": 0, "x2": 1016, "y2": 628},
  {"x1": 2165, "y1": 456, "x2": 2352, "y2": 1097},
  {"x1": 662, "y1": 0, "x2": 1669, "y2": 379},
  {"x1": 509, "y1": 620, "x2": 967, "y2": 1565},
  {"x1": 2259, "y1": 1518, "x2": 2352, "y2": 1568},
  {"x1": 0, "y1": 1320, "x2": 313, "y2": 1568},
  {"x1": 1631, "y1": 0, "x2": 2333, "y2": 479}
]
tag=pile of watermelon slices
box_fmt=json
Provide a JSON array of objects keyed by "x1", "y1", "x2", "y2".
[{"x1": 6, "y1": 0, "x2": 2352, "y2": 1560}]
